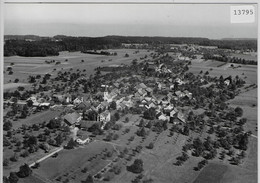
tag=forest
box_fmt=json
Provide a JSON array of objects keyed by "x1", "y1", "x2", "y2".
[{"x1": 4, "y1": 35, "x2": 257, "y2": 57}]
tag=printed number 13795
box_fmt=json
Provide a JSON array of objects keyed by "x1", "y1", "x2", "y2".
[{"x1": 234, "y1": 9, "x2": 254, "y2": 15}]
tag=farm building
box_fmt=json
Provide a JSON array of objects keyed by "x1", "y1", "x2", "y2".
[{"x1": 64, "y1": 112, "x2": 82, "y2": 126}]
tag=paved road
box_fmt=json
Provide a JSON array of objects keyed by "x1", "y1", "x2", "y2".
[{"x1": 29, "y1": 147, "x2": 64, "y2": 167}]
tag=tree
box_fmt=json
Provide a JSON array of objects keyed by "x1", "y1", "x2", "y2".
[
  {"x1": 109, "y1": 101, "x2": 117, "y2": 110},
  {"x1": 14, "y1": 79, "x2": 19, "y2": 83},
  {"x1": 54, "y1": 133, "x2": 64, "y2": 146},
  {"x1": 137, "y1": 127, "x2": 147, "y2": 137},
  {"x1": 114, "y1": 112, "x2": 120, "y2": 121},
  {"x1": 182, "y1": 125, "x2": 189, "y2": 136},
  {"x1": 3, "y1": 121, "x2": 12, "y2": 131},
  {"x1": 127, "y1": 159, "x2": 144, "y2": 173},
  {"x1": 3, "y1": 136, "x2": 11, "y2": 147},
  {"x1": 8, "y1": 172, "x2": 19, "y2": 183},
  {"x1": 147, "y1": 142, "x2": 154, "y2": 149},
  {"x1": 10, "y1": 153, "x2": 19, "y2": 162},
  {"x1": 125, "y1": 53, "x2": 129, "y2": 57},
  {"x1": 24, "y1": 135, "x2": 38, "y2": 148},
  {"x1": 3, "y1": 158, "x2": 9, "y2": 166},
  {"x1": 105, "y1": 133, "x2": 113, "y2": 141},
  {"x1": 84, "y1": 175, "x2": 94, "y2": 183},
  {"x1": 20, "y1": 149, "x2": 30, "y2": 157},
  {"x1": 234, "y1": 107, "x2": 243, "y2": 117},
  {"x1": 3, "y1": 176, "x2": 10, "y2": 183},
  {"x1": 65, "y1": 138, "x2": 77, "y2": 149},
  {"x1": 143, "y1": 108, "x2": 156, "y2": 120},
  {"x1": 238, "y1": 133, "x2": 249, "y2": 150},
  {"x1": 17, "y1": 164, "x2": 32, "y2": 178}
]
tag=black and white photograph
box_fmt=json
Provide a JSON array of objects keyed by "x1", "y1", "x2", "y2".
[{"x1": 1, "y1": 1, "x2": 258, "y2": 183}]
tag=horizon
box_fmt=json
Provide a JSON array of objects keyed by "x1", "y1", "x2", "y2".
[
  {"x1": 4, "y1": 4, "x2": 258, "y2": 39},
  {"x1": 3, "y1": 34, "x2": 258, "y2": 41}
]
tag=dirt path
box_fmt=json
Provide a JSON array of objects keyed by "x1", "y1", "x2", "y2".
[{"x1": 29, "y1": 147, "x2": 64, "y2": 167}]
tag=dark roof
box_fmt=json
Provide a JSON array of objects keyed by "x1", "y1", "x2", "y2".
[
  {"x1": 79, "y1": 120, "x2": 100, "y2": 128},
  {"x1": 64, "y1": 112, "x2": 81, "y2": 125}
]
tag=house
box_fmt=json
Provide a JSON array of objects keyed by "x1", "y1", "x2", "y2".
[
  {"x1": 17, "y1": 101, "x2": 27, "y2": 109},
  {"x1": 98, "y1": 110, "x2": 111, "y2": 129},
  {"x1": 104, "y1": 90, "x2": 117, "y2": 103},
  {"x1": 52, "y1": 94, "x2": 65, "y2": 103},
  {"x1": 27, "y1": 96, "x2": 37, "y2": 103},
  {"x1": 183, "y1": 90, "x2": 192, "y2": 99},
  {"x1": 157, "y1": 82, "x2": 162, "y2": 90},
  {"x1": 122, "y1": 100, "x2": 133, "y2": 108},
  {"x1": 164, "y1": 104, "x2": 174, "y2": 113},
  {"x1": 175, "y1": 78, "x2": 185, "y2": 85},
  {"x1": 73, "y1": 97, "x2": 83, "y2": 105},
  {"x1": 113, "y1": 83, "x2": 120, "y2": 88},
  {"x1": 175, "y1": 91, "x2": 185, "y2": 98},
  {"x1": 96, "y1": 101, "x2": 109, "y2": 111},
  {"x1": 170, "y1": 85, "x2": 175, "y2": 90},
  {"x1": 76, "y1": 101, "x2": 91, "y2": 110},
  {"x1": 170, "y1": 108, "x2": 178, "y2": 117},
  {"x1": 157, "y1": 113, "x2": 168, "y2": 121},
  {"x1": 98, "y1": 110, "x2": 111, "y2": 122},
  {"x1": 64, "y1": 112, "x2": 82, "y2": 126},
  {"x1": 177, "y1": 112, "x2": 186, "y2": 123},
  {"x1": 145, "y1": 100, "x2": 157, "y2": 109},
  {"x1": 138, "y1": 88, "x2": 147, "y2": 97},
  {"x1": 146, "y1": 87, "x2": 153, "y2": 96},
  {"x1": 117, "y1": 103, "x2": 127, "y2": 110},
  {"x1": 224, "y1": 76, "x2": 232, "y2": 86},
  {"x1": 136, "y1": 83, "x2": 147, "y2": 90},
  {"x1": 39, "y1": 103, "x2": 51, "y2": 109},
  {"x1": 76, "y1": 137, "x2": 91, "y2": 145}
]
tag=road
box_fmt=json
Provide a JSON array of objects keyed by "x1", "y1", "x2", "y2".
[
  {"x1": 29, "y1": 147, "x2": 64, "y2": 167},
  {"x1": 251, "y1": 134, "x2": 257, "y2": 139}
]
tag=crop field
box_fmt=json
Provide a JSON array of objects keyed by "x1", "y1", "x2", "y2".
[
  {"x1": 230, "y1": 53, "x2": 257, "y2": 61},
  {"x1": 4, "y1": 49, "x2": 153, "y2": 86}
]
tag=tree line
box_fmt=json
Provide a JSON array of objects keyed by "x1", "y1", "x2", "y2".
[{"x1": 4, "y1": 35, "x2": 257, "y2": 57}]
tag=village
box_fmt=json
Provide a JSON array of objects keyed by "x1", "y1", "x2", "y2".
[{"x1": 2, "y1": 42, "x2": 257, "y2": 183}]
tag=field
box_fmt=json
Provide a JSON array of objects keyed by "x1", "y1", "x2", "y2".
[
  {"x1": 189, "y1": 57, "x2": 257, "y2": 85},
  {"x1": 8, "y1": 109, "x2": 62, "y2": 130},
  {"x1": 230, "y1": 53, "x2": 257, "y2": 61},
  {"x1": 4, "y1": 49, "x2": 152, "y2": 88},
  {"x1": 193, "y1": 163, "x2": 228, "y2": 183},
  {"x1": 33, "y1": 141, "x2": 115, "y2": 182}
]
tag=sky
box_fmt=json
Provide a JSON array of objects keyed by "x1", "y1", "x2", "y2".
[{"x1": 4, "y1": 3, "x2": 258, "y2": 39}]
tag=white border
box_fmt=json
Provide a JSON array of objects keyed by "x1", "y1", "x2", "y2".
[{"x1": 0, "y1": 1, "x2": 259, "y2": 182}]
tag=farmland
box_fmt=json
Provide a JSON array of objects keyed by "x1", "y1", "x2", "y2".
[{"x1": 4, "y1": 49, "x2": 152, "y2": 87}]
